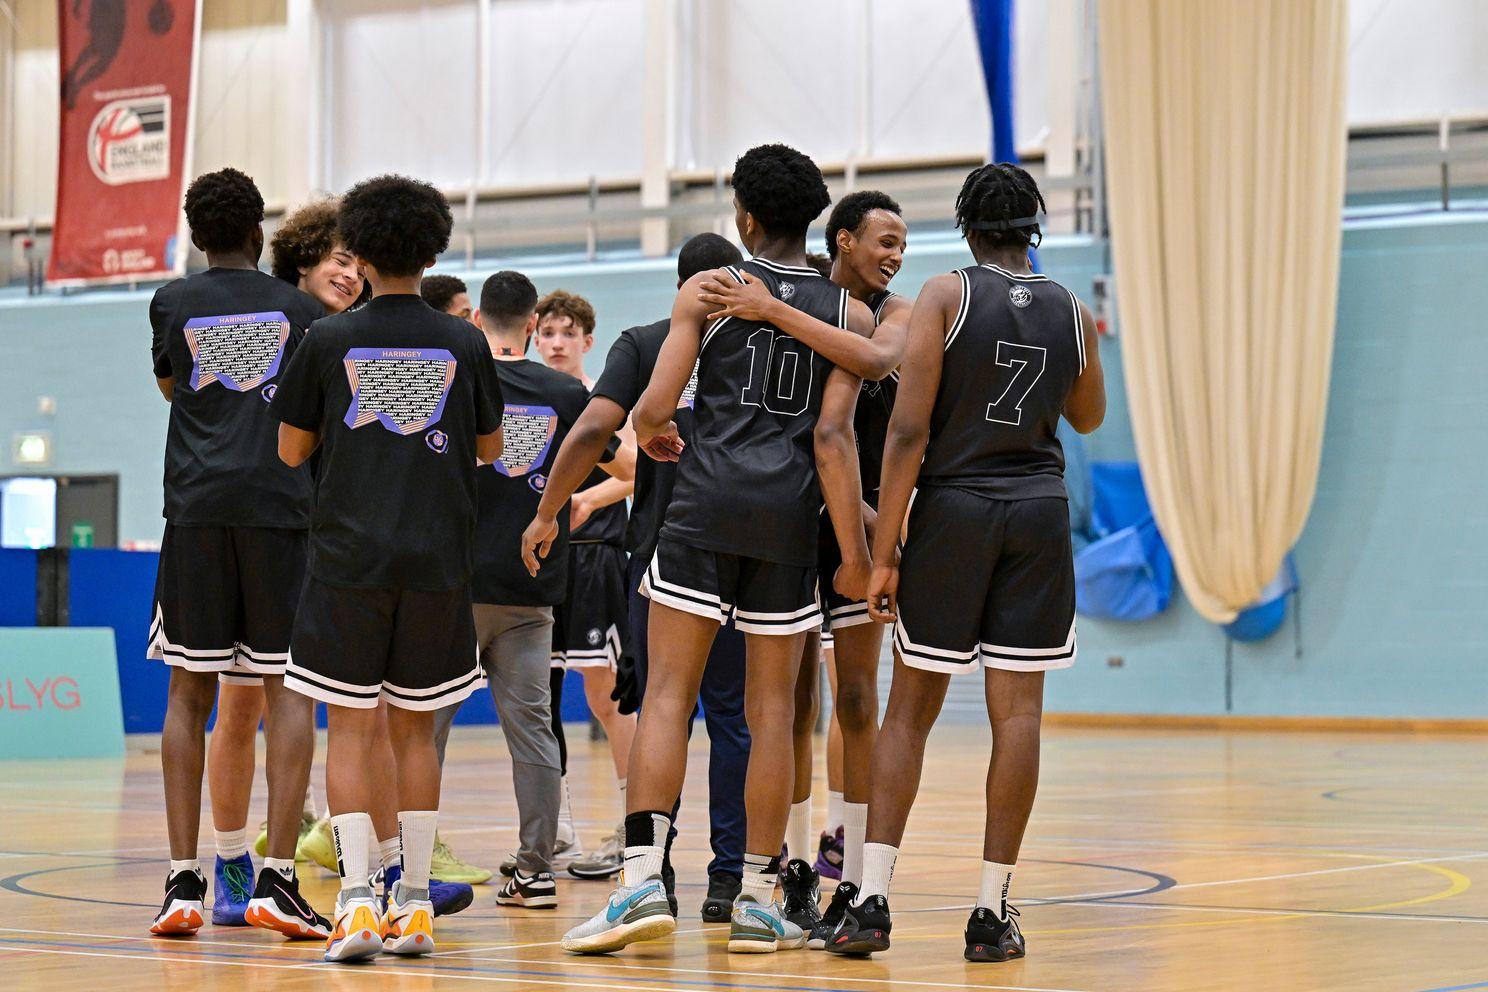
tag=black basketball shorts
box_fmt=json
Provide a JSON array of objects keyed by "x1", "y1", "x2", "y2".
[
  {"x1": 817, "y1": 508, "x2": 875, "y2": 632},
  {"x1": 551, "y1": 542, "x2": 629, "y2": 670},
  {"x1": 894, "y1": 488, "x2": 1076, "y2": 674},
  {"x1": 147, "y1": 524, "x2": 307, "y2": 684},
  {"x1": 284, "y1": 576, "x2": 485, "y2": 710},
  {"x1": 640, "y1": 537, "x2": 822, "y2": 636}
]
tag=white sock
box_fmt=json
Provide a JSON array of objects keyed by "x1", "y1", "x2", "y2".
[
  {"x1": 826, "y1": 791, "x2": 845, "y2": 833},
  {"x1": 302, "y1": 784, "x2": 317, "y2": 820},
  {"x1": 617, "y1": 777, "x2": 628, "y2": 821},
  {"x1": 214, "y1": 828, "x2": 247, "y2": 861},
  {"x1": 842, "y1": 802, "x2": 868, "y2": 888},
  {"x1": 264, "y1": 857, "x2": 295, "y2": 881},
  {"x1": 398, "y1": 811, "x2": 438, "y2": 895},
  {"x1": 378, "y1": 836, "x2": 401, "y2": 873},
  {"x1": 978, "y1": 861, "x2": 1015, "y2": 920},
  {"x1": 330, "y1": 812, "x2": 372, "y2": 893},
  {"x1": 557, "y1": 774, "x2": 576, "y2": 841},
  {"x1": 855, "y1": 842, "x2": 898, "y2": 903},
  {"x1": 785, "y1": 797, "x2": 812, "y2": 863},
  {"x1": 621, "y1": 811, "x2": 669, "y2": 884},
  {"x1": 740, "y1": 852, "x2": 779, "y2": 904},
  {"x1": 169, "y1": 858, "x2": 202, "y2": 880}
]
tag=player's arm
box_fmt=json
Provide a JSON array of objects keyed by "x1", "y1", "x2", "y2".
[
  {"x1": 476, "y1": 426, "x2": 504, "y2": 465},
  {"x1": 815, "y1": 365, "x2": 870, "y2": 600},
  {"x1": 149, "y1": 292, "x2": 175, "y2": 402},
  {"x1": 278, "y1": 424, "x2": 320, "y2": 467},
  {"x1": 632, "y1": 273, "x2": 708, "y2": 459},
  {"x1": 867, "y1": 273, "x2": 956, "y2": 623},
  {"x1": 1063, "y1": 301, "x2": 1106, "y2": 434},
  {"x1": 697, "y1": 270, "x2": 904, "y2": 380},
  {"x1": 598, "y1": 419, "x2": 637, "y2": 483},
  {"x1": 156, "y1": 377, "x2": 174, "y2": 401}
]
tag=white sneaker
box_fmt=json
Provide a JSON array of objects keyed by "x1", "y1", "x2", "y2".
[
  {"x1": 381, "y1": 882, "x2": 435, "y2": 956},
  {"x1": 324, "y1": 892, "x2": 383, "y2": 963}
]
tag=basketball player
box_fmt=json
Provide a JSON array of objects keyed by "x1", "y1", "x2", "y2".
[
  {"x1": 696, "y1": 190, "x2": 911, "y2": 942},
  {"x1": 826, "y1": 164, "x2": 1105, "y2": 962},
  {"x1": 519, "y1": 232, "x2": 752, "y2": 921},
  {"x1": 270, "y1": 174, "x2": 503, "y2": 962},
  {"x1": 560, "y1": 143, "x2": 874, "y2": 955},
  {"x1": 532, "y1": 290, "x2": 638, "y2": 874},
  {"x1": 421, "y1": 274, "x2": 473, "y2": 321},
  {"x1": 146, "y1": 168, "x2": 327, "y2": 938}
]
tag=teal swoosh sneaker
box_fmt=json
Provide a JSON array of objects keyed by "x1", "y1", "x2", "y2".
[
  {"x1": 562, "y1": 875, "x2": 676, "y2": 954},
  {"x1": 728, "y1": 895, "x2": 806, "y2": 953}
]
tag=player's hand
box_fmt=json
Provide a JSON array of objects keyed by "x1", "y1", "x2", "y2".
[
  {"x1": 835, "y1": 556, "x2": 872, "y2": 603},
  {"x1": 520, "y1": 513, "x2": 558, "y2": 577},
  {"x1": 860, "y1": 501, "x2": 879, "y2": 546},
  {"x1": 638, "y1": 421, "x2": 684, "y2": 463},
  {"x1": 570, "y1": 491, "x2": 595, "y2": 531},
  {"x1": 610, "y1": 653, "x2": 641, "y2": 715},
  {"x1": 697, "y1": 270, "x2": 776, "y2": 323},
  {"x1": 867, "y1": 564, "x2": 899, "y2": 623}
]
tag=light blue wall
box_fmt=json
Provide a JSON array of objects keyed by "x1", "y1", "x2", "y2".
[{"x1": 3, "y1": 217, "x2": 1485, "y2": 718}]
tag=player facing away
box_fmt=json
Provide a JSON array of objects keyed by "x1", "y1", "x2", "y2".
[
  {"x1": 561, "y1": 143, "x2": 875, "y2": 955},
  {"x1": 520, "y1": 233, "x2": 754, "y2": 921},
  {"x1": 826, "y1": 164, "x2": 1106, "y2": 962},
  {"x1": 269, "y1": 174, "x2": 504, "y2": 963},
  {"x1": 696, "y1": 190, "x2": 912, "y2": 943},
  {"x1": 146, "y1": 168, "x2": 327, "y2": 939}
]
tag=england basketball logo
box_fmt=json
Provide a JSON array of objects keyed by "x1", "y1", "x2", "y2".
[
  {"x1": 1009, "y1": 284, "x2": 1033, "y2": 308},
  {"x1": 779, "y1": 281, "x2": 795, "y2": 301},
  {"x1": 87, "y1": 96, "x2": 171, "y2": 186}
]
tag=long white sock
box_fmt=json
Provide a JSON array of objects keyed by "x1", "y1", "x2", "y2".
[
  {"x1": 841, "y1": 802, "x2": 868, "y2": 887},
  {"x1": 398, "y1": 811, "x2": 438, "y2": 899},
  {"x1": 826, "y1": 791, "x2": 845, "y2": 833},
  {"x1": 169, "y1": 858, "x2": 202, "y2": 880},
  {"x1": 214, "y1": 828, "x2": 247, "y2": 861},
  {"x1": 621, "y1": 811, "x2": 670, "y2": 884},
  {"x1": 557, "y1": 774, "x2": 576, "y2": 843},
  {"x1": 264, "y1": 857, "x2": 295, "y2": 881},
  {"x1": 330, "y1": 813, "x2": 372, "y2": 894},
  {"x1": 855, "y1": 842, "x2": 898, "y2": 903},
  {"x1": 617, "y1": 777, "x2": 628, "y2": 822},
  {"x1": 740, "y1": 852, "x2": 780, "y2": 904},
  {"x1": 978, "y1": 861, "x2": 1015, "y2": 920},
  {"x1": 785, "y1": 797, "x2": 812, "y2": 863},
  {"x1": 378, "y1": 836, "x2": 401, "y2": 872}
]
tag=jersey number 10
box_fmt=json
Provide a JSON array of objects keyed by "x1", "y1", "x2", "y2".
[
  {"x1": 740, "y1": 328, "x2": 811, "y2": 416},
  {"x1": 985, "y1": 341, "x2": 1047, "y2": 427}
]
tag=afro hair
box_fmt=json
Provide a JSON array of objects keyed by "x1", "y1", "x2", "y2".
[
  {"x1": 183, "y1": 167, "x2": 264, "y2": 254},
  {"x1": 731, "y1": 144, "x2": 830, "y2": 240},
  {"x1": 824, "y1": 189, "x2": 902, "y2": 259},
  {"x1": 270, "y1": 199, "x2": 341, "y2": 284},
  {"x1": 338, "y1": 174, "x2": 452, "y2": 278},
  {"x1": 676, "y1": 232, "x2": 743, "y2": 283},
  {"x1": 420, "y1": 273, "x2": 469, "y2": 313}
]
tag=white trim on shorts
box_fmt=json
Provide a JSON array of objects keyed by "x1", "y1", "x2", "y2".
[
  {"x1": 559, "y1": 623, "x2": 623, "y2": 670},
  {"x1": 382, "y1": 666, "x2": 488, "y2": 712},
  {"x1": 894, "y1": 618, "x2": 1077, "y2": 674},
  {"x1": 640, "y1": 552, "x2": 821, "y2": 636},
  {"x1": 980, "y1": 619, "x2": 1077, "y2": 672},
  {"x1": 147, "y1": 604, "x2": 241, "y2": 673},
  {"x1": 733, "y1": 601, "x2": 823, "y2": 636},
  {"x1": 283, "y1": 657, "x2": 487, "y2": 711},
  {"x1": 825, "y1": 600, "x2": 875, "y2": 631}
]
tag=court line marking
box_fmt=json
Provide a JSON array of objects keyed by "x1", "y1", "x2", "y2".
[{"x1": 1415, "y1": 982, "x2": 1488, "y2": 992}]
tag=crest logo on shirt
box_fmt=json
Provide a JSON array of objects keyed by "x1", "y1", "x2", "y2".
[
  {"x1": 779, "y1": 282, "x2": 796, "y2": 301},
  {"x1": 342, "y1": 347, "x2": 457, "y2": 437},
  {"x1": 528, "y1": 473, "x2": 548, "y2": 494},
  {"x1": 586, "y1": 627, "x2": 603, "y2": 647},
  {"x1": 494, "y1": 404, "x2": 559, "y2": 477},
  {"x1": 261, "y1": 384, "x2": 277, "y2": 403},
  {"x1": 1009, "y1": 285, "x2": 1033, "y2": 309},
  {"x1": 425, "y1": 429, "x2": 449, "y2": 454},
  {"x1": 185, "y1": 311, "x2": 291, "y2": 392}
]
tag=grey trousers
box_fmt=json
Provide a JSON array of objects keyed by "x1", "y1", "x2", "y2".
[{"x1": 433, "y1": 603, "x2": 561, "y2": 874}]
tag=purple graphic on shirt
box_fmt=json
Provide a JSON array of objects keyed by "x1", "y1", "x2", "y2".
[
  {"x1": 184, "y1": 310, "x2": 290, "y2": 391},
  {"x1": 342, "y1": 347, "x2": 457, "y2": 436},
  {"x1": 493, "y1": 404, "x2": 557, "y2": 477}
]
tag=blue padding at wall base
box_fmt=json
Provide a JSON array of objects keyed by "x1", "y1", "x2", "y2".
[
  {"x1": 68, "y1": 548, "x2": 163, "y2": 734},
  {"x1": 0, "y1": 549, "x2": 38, "y2": 625}
]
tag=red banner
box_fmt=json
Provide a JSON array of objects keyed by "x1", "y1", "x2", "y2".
[{"x1": 46, "y1": 0, "x2": 201, "y2": 287}]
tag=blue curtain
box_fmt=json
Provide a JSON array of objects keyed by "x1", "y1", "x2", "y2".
[{"x1": 969, "y1": 0, "x2": 1040, "y2": 270}]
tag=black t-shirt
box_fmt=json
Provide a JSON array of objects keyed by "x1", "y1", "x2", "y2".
[
  {"x1": 852, "y1": 289, "x2": 901, "y2": 505},
  {"x1": 571, "y1": 462, "x2": 628, "y2": 546},
  {"x1": 590, "y1": 318, "x2": 693, "y2": 564},
  {"x1": 150, "y1": 267, "x2": 324, "y2": 528},
  {"x1": 269, "y1": 294, "x2": 504, "y2": 591},
  {"x1": 472, "y1": 359, "x2": 616, "y2": 606}
]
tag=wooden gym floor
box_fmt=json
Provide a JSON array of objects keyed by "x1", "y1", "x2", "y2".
[{"x1": 2, "y1": 722, "x2": 1486, "y2": 991}]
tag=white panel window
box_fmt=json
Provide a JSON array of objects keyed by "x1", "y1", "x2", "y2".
[{"x1": 1348, "y1": 0, "x2": 1488, "y2": 124}]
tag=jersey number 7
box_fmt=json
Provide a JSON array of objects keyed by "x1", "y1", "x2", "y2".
[
  {"x1": 985, "y1": 341, "x2": 1047, "y2": 427},
  {"x1": 741, "y1": 328, "x2": 812, "y2": 416}
]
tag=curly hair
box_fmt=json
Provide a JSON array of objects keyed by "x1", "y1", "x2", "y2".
[
  {"x1": 420, "y1": 274, "x2": 468, "y2": 313},
  {"x1": 731, "y1": 144, "x2": 830, "y2": 239},
  {"x1": 825, "y1": 190, "x2": 902, "y2": 259},
  {"x1": 338, "y1": 174, "x2": 452, "y2": 278},
  {"x1": 183, "y1": 168, "x2": 264, "y2": 253},
  {"x1": 955, "y1": 163, "x2": 1046, "y2": 250},
  {"x1": 270, "y1": 199, "x2": 340, "y2": 284},
  {"x1": 535, "y1": 289, "x2": 595, "y2": 335}
]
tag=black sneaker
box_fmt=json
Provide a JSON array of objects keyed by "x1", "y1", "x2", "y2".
[
  {"x1": 964, "y1": 905, "x2": 1024, "y2": 962},
  {"x1": 149, "y1": 868, "x2": 205, "y2": 936},
  {"x1": 244, "y1": 868, "x2": 331, "y2": 940},
  {"x1": 823, "y1": 893, "x2": 891, "y2": 956},
  {"x1": 496, "y1": 869, "x2": 558, "y2": 908},
  {"x1": 807, "y1": 880, "x2": 856, "y2": 949},
  {"x1": 661, "y1": 859, "x2": 679, "y2": 917},
  {"x1": 701, "y1": 871, "x2": 741, "y2": 924},
  {"x1": 781, "y1": 858, "x2": 822, "y2": 931}
]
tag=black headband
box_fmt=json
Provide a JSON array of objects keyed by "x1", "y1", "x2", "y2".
[{"x1": 965, "y1": 215, "x2": 1041, "y2": 231}]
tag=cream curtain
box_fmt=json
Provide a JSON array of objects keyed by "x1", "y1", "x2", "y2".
[{"x1": 1097, "y1": 0, "x2": 1347, "y2": 623}]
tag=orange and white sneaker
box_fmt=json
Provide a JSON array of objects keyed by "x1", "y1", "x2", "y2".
[
  {"x1": 382, "y1": 882, "x2": 436, "y2": 956},
  {"x1": 150, "y1": 868, "x2": 205, "y2": 936},
  {"x1": 324, "y1": 892, "x2": 384, "y2": 963}
]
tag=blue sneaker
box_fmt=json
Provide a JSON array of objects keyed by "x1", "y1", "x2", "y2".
[
  {"x1": 376, "y1": 864, "x2": 474, "y2": 918},
  {"x1": 212, "y1": 853, "x2": 255, "y2": 926},
  {"x1": 728, "y1": 894, "x2": 806, "y2": 953}
]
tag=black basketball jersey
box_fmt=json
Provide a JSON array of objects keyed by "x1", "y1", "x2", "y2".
[
  {"x1": 661, "y1": 257, "x2": 849, "y2": 567},
  {"x1": 852, "y1": 289, "x2": 900, "y2": 502},
  {"x1": 918, "y1": 263, "x2": 1086, "y2": 500}
]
